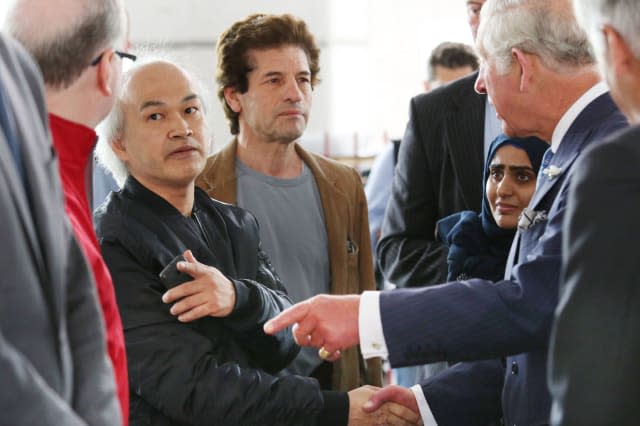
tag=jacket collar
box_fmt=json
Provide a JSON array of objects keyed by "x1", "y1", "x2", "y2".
[
  {"x1": 293, "y1": 142, "x2": 339, "y2": 187},
  {"x1": 198, "y1": 138, "x2": 342, "y2": 201},
  {"x1": 122, "y1": 175, "x2": 191, "y2": 217},
  {"x1": 530, "y1": 92, "x2": 617, "y2": 210},
  {"x1": 198, "y1": 139, "x2": 239, "y2": 203}
]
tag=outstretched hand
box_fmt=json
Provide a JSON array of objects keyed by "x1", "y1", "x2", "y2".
[
  {"x1": 263, "y1": 294, "x2": 361, "y2": 358},
  {"x1": 162, "y1": 250, "x2": 236, "y2": 322}
]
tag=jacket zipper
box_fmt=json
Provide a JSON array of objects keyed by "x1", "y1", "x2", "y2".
[{"x1": 192, "y1": 209, "x2": 213, "y2": 250}]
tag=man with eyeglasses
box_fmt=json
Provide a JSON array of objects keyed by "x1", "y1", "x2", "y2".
[{"x1": 6, "y1": 0, "x2": 131, "y2": 423}]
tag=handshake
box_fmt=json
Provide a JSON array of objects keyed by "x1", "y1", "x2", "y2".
[{"x1": 348, "y1": 385, "x2": 423, "y2": 426}]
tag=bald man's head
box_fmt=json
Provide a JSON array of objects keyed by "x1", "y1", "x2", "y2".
[
  {"x1": 97, "y1": 59, "x2": 210, "y2": 186},
  {"x1": 6, "y1": 0, "x2": 126, "y2": 89}
]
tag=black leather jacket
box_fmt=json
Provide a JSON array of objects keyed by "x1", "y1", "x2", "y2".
[{"x1": 95, "y1": 176, "x2": 347, "y2": 426}]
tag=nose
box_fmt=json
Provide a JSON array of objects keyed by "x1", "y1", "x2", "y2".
[
  {"x1": 474, "y1": 65, "x2": 486, "y2": 94},
  {"x1": 169, "y1": 114, "x2": 193, "y2": 138},
  {"x1": 284, "y1": 78, "x2": 303, "y2": 102},
  {"x1": 496, "y1": 176, "x2": 514, "y2": 197}
]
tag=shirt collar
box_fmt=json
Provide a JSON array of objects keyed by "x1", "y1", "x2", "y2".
[
  {"x1": 49, "y1": 113, "x2": 97, "y2": 165},
  {"x1": 550, "y1": 81, "x2": 609, "y2": 153}
]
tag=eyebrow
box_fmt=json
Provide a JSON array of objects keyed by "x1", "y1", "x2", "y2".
[
  {"x1": 261, "y1": 71, "x2": 282, "y2": 79},
  {"x1": 139, "y1": 94, "x2": 200, "y2": 111},
  {"x1": 260, "y1": 70, "x2": 311, "y2": 78},
  {"x1": 489, "y1": 164, "x2": 535, "y2": 173}
]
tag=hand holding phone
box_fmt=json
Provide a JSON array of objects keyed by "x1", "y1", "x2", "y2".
[{"x1": 159, "y1": 254, "x2": 193, "y2": 289}]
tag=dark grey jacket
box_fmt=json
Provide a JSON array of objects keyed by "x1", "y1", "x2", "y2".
[
  {"x1": 0, "y1": 33, "x2": 120, "y2": 426},
  {"x1": 549, "y1": 125, "x2": 640, "y2": 426}
]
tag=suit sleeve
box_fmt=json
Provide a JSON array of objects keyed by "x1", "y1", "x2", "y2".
[
  {"x1": 549, "y1": 138, "x2": 640, "y2": 425},
  {"x1": 377, "y1": 96, "x2": 449, "y2": 287},
  {"x1": 421, "y1": 360, "x2": 504, "y2": 426},
  {"x1": 379, "y1": 181, "x2": 567, "y2": 367},
  {"x1": 64, "y1": 235, "x2": 122, "y2": 426},
  {"x1": 0, "y1": 331, "x2": 87, "y2": 425},
  {"x1": 101, "y1": 240, "x2": 327, "y2": 425}
]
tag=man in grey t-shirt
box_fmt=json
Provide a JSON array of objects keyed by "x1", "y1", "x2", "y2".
[
  {"x1": 197, "y1": 13, "x2": 381, "y2": 391},
  {"x1": 236, "y1": 159, "x2": 330, "y2": 376}
]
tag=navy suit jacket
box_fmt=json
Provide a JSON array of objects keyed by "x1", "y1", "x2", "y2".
[{"x1": 379, "y1": 92, "x2": 627, "y2": 426}]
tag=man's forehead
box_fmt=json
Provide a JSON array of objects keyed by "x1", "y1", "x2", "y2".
[
  {"x1": 247, "y1": 45, "x2": 310, "y2": 72},
  {"x1": 125, "y1": 63, "x2": 198, "y2": 106}
]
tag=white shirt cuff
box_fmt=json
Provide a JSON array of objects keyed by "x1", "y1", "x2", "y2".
[
  {"x1": 411, "y1": 384, "x2": 438, "y2": 426},
  {"x1": 359, "y1": 291, "x2": 388, "y2": 359}
]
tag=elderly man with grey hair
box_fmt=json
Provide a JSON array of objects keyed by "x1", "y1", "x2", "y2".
[
  {"x1": 548, "y1": 1, "x2": 640, "y2": 425},
  {"x1": 94, "y1": 58, "x2": 420, "y2": 426},
  {"x1": 263, "y1": 0, "x2": 628, "y2": 424},
  {"x1": 5, "y1": 0, "x2": 130, "y2": 422}
]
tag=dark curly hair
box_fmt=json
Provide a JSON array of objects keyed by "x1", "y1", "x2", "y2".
[{"x1": 216, "y1": 13, "x2": 321, "y2": 135}]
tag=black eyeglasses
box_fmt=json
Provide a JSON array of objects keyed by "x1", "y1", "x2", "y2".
[{"x1": 90, "y1": 50, "x2": 137, "y2": 66}]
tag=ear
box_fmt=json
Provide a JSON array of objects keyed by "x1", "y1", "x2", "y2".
[
  {"x1": 223, "y1": 86, "x2": 243, "y2": 113},
  {"x1": 96, "y1": 49, "x2": 115, "y2": 96},
  {"x1": 511, "y1": 47, "x2": 533, "y2": 93},
  {"x1": 602, "y1": 25, "x2": 634, "y2": 77},
  {"x1": 110, "y1": 137, "x2": 129, "y2": 162}
]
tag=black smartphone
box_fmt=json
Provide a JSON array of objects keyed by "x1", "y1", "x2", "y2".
[{"x1": 159, "y1": 254, "x2": 192, "y2": 289}]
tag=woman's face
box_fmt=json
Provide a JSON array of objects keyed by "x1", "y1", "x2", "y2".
[{"x1": 486, "y1": 145, "x2": 537, "y2": 229}]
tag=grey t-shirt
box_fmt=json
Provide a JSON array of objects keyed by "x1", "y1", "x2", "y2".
[{"x1": 236, "y1": 159, "x2": 330, "y2": 376}]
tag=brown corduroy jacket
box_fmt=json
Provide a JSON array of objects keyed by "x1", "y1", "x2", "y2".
[{"x1": 196, "y1": 139, "x2": 382, "y2": 391}]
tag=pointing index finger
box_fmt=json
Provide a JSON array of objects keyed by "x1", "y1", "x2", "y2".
[{"x1": 264, "y1": 301, "x2": 310, "y2": 335}]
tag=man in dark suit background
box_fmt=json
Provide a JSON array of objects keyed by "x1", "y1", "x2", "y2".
[
  {"x1": 548, "y1": 1, "x2": 640, "y2": 424},
  {"x1": 0, "y1": 33, "x2": 120, "y2": 425},
  {"x1": 264, "y1": 0, "x2": 628, "y2": 424},
  {"x1": 377, "y1": 0, "x2": 502, "y2": 289}
]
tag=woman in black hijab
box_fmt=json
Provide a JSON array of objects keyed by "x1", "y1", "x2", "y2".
[{"x1": 437, "y1": 134, "x2": 548, "y2": 282}]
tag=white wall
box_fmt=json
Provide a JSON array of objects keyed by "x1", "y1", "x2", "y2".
[
  {"x1": 124, "y1": 1, "x2": 474, "y2": 156},
  {"x1": 0, "y1": 1, "x2": 474, "y2": 156}
]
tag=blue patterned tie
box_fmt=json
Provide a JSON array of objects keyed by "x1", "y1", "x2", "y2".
[
  {"x1": 0, "y1": 81, "x2": 25, "y2": 183},
  {"x1": 536, "y1": 147, "x2": 554, "y2": 187}
]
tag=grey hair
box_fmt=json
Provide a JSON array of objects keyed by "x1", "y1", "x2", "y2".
[
  {"x1": 96, "y1": 55, "x2": 211, "y2": 187},
  {"x1": 573, "y1": 0, "x2": 640, "y2": 61},
  {"x1": 6, "y1": 0, "x2": 125, "y2": 89},
  {"x1": 478, "y1": 0, "x2": 595, "y2": 74},
  {"x1": 96, "y1": 104, "x2": 127, "y2": 187}
]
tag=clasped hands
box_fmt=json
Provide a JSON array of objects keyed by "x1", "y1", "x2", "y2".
[
  {"x1": 162, "y1": 250, "x2": 236, "y2": 321},
  {"x1": 349, "y1": 385, "x2": 423, "y2": 426}
]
